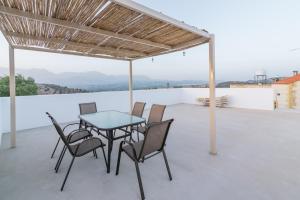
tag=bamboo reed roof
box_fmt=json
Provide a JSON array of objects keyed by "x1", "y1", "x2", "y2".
[{"x1": 0, "y1": 0, "x2": 211, "y2": 60}]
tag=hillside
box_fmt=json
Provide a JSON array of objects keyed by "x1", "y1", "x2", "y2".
[
  {"x1": 0, "y1": 68, "x2": 206, "y2": 91},
  {"x1": 37, "y1": 84, "x2": 88, "y2": 95}
]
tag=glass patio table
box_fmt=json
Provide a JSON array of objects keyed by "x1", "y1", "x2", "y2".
[{"x1": 79, "y1": 110, "x2": 145, "y2": 173}]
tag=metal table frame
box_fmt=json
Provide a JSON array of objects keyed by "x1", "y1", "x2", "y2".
[{"x1": 79, "y1": 111, "x2": 145, "y2": 173}]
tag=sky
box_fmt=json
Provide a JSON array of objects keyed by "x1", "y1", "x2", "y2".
[{"x1": 0, "y1": 0, "x2": 300, "y2": 81}]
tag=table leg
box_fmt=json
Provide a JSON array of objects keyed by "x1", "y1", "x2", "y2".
[{"x1": 107, "y1": 130, "x2": 114, "y2": 173}]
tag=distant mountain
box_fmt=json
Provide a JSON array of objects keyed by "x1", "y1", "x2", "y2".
[{"x1": 0, "y1": 67, "x2": 206, "y2": 91}]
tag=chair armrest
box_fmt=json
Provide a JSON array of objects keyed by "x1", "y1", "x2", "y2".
[
  {"x1": 144, "y1": 122, "x2": 157, "y2": 129},
  {"x1": 66, "y1": 129, "x2": 91, "y2": 142},
  {"x1": 145, "y1": 121, "x2": 167, "y2": 128},
  {"x1": 63, "y1": 122, "x2": 80, "y2": 132},
  {"x1": 120, "y1": 140, "x2": 139, "y2": 159}
]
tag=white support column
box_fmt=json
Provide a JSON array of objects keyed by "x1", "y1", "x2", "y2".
[
  {"x1": 9, "y1": 45, "x2": 16, "y2": 148},
  {"x1": 129, "y1": 60, "x2": 133, "y2": 112},
  {"x1": 209, "y1": 34, "x2": 217, "y2": 155}
]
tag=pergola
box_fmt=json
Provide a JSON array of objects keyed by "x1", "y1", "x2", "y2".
[{"x1": 0, "y1": 0, "x2": 216, "y2": 154}]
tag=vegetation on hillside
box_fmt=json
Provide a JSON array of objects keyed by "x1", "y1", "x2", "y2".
[
  {"x1": 0, "y1": 75, "x2": 38, "y2": 97},
  {"x1": 37, "y1": 83, "x2": 88, "y2": 95}
]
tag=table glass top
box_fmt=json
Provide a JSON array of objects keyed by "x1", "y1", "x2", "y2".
[{"x1": 79, "y1": 110, "x2": 145, "y2": 130}]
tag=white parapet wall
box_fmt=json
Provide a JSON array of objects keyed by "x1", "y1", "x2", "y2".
[{"x1": 0, "y1": 88, "x2": 274, "y2": 134}]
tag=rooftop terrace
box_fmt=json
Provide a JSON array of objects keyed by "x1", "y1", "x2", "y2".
[{"x1": 1, "y1": 104, "x2": 300, "y2": 200}]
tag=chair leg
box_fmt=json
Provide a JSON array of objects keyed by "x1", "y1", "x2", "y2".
[
  {"x1": 55, "y1": 145, "x2": 66, "y2": 170},
  {"x1": 79, "y1": 120, "x2": 82, "y2": 129},
  {"x1": 129, "y1": 126, "x2": 135, "y2": 142},
  {"x1": 55, "y1": 146, "x2": 67, "y2": 173},
  {"x1": 115, "y1": 145, "x2": 123, "y2": 175},
  {"x1": 101, "y1": 146, "x2": 108, "y2": 169},
  {"x1": 51, "y1": 138, "x2": 61, "y2": 158},
  {"x1": 134, "y1": 160, "x2": 145, "y2": 200},
  {"x1": 61, "y1": 156, "x2": 75, "y2": 191},
  {"x1": 93, "y1": 149, "x2": 98, "y2": 159},
  {"x1": 162, "y1": 149, "x2": 172, "y2": 181}
]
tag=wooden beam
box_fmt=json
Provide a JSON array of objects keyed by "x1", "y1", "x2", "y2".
[
  {"x1": 0, "y1": 24, "x2": 13, "y2": 46},
  {"x1": 208, "y1": 34, "x2": 217, "y2": 155},
  {"x1": 0, "y1": 5, "x2": 171, "y2": 50},
  {"x1": 6, "y1": 31, "x2": 146, "y2": 57},
  {"x1": 9, "y1": 45, "x2": 16, "y2": 148},
  {"x1": 172, "y1": 37, "x2": 209, "y2": 50},
  {"x1": 110, "y1": 0, "x2": 211, "y2": 39},
  {"x1": 133, "y1": 37, "x2": 208, "y2": 60},
  {"x1": 13, "y1": 45, "x2": 130, "y2": 61},
  {"x1": 82, "y1": 0, "x2": 110, "y2": 25}
]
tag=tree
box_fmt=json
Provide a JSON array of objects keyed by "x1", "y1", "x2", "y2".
[{"x1": 0, "y1": 75, "x2": 38, "y2": 97}]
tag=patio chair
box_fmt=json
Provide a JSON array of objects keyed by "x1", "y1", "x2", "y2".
[
  {"x1": 79, "y1": 102, "x2": 109, "y2": 137},
  {"x1": 116, "y1": 119, "x2": 174, "y2": 200},
  {"x1": 46, "y1": 112, "x2": 92, "y2": 159},
  {"x1": 79, "y1": 102, "x2": 97, "y2": 129},
  {"x1": 51, "y1": 115, "x2": 107, "y2": 191},
  {"x1": 132, "y1": 104, "x2": 166, "y2": 141},
  {"x1": 132, "y1": 102, "x2": 146, "y2": 117},
  {"x1": 47, "y1": 112, "x2": 96, "y2": 171},
  {"x1": 121, "y1": 102, "x2": 146, "y2": 140}
]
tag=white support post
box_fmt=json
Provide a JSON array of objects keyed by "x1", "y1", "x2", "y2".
[
  {"x1": 9, "y1": 45, "x2": 16, "y2": 148},
  {"x1": 209, "y1": 34, "x2": 217, "y2": 155},
  {"x1": 129, "y1": 60, "x2": 133, "y2": 113}
]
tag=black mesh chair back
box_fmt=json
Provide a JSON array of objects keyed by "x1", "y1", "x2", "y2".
[
  {"x1": 46, "y1": 112, "x2": 54, "y2": 122},
  {"x1": 132, "y1": 102, "x2": 146, "y2": 117},
  {"x1": 49, "y1": 114, "x2": 74, "y2": 155},
  {"x1": 46, "y1": 112, "x2": 60, "y2": 131},
  {"x1": 139, "y1": 119, "x2": 173, "y2": 159},
  {"x1": 47, "y1": 112, "x2": 107, "y2": 191},
  {"x1": 116, "y1": 118, "x2": 174, "y2": 200},
  {"x1": 147, "y1": 104, "x2": 166, "y2": 124},
  {"x1": 79, "y1": 102, "x2": 97, "y2": 115}
]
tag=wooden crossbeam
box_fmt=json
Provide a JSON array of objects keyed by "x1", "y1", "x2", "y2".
[
  {"x1": 0, "y1": 24, "x2": 13, "y2": 46},
  {"x1": 171, "y1": 37, "x2": 209, "y2": 50},
  {"x1": 133, "y1": 37, "x2": 209, "y2": 60},
  {"x1": 13, "y1": 45, "x2": 130, "y2": 61},
  {"x1": 0, "y1": 5, "x2": 171, "y2": 50},
  {"x1": 6, "y1": 31, "x2": 146, "y2": 57},
  {"x1": 110, "y1": 0, "x2": 211, "y2": 39}
]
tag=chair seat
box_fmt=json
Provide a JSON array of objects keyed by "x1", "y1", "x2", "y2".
[
  {"x1": 132, "y1": 126, "x2": 146, "y2": 134},
  {"x1": 70, "y1": 138, "x2": 105, "y2": 157},
  {"x1": 123, "y1": 141, "x2": 144, "y2": 160},
  {"x1": 68, "y1": 130, "x2": 92, "y2": 143}
]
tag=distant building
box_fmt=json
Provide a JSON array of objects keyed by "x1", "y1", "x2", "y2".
[{"x1": 272, "y1": 72, "x2": 300, "y2": 109}]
